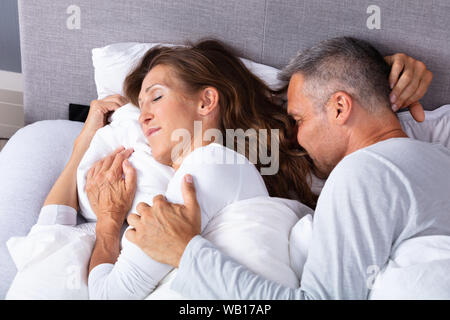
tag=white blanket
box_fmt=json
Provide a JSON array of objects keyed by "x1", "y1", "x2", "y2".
[
  {"x1": 290, "y1": 222, "x2": 450, "y2": 300},
  {"x1": 369, "y1": 235, "x2": 450, "y2": 299},
  {"x1": 147, "y1": 196, "x2": 312, "y2": 299},
  {"x1": 6, "y1": 197, "x2": 309, "y2": 299},
  {"x1": 9, "y1": 200, "x2": 450, "y2": 299},
  {"x1": 6, "y1": 223, "x2": 96, "y2": 299}
]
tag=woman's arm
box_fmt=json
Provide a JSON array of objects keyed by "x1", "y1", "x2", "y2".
[
  {"x1": 43, "y1": 94, "x2": 129, "y2": 209},
  {"x1": 384, "y1": 53, "x2": 433, "y2": 122}
]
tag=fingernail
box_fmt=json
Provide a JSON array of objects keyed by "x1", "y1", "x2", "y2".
[
  {"x1": 390, "y1": 94, "x2": 396, "y2": 104},
  {"x1": 392, "y1": 104, "x2": 398, "y2": 112},
  {"x1": 185, "y1": 174, "x2": 193, "y2": 183},
  {"x1": 390, "y1": 82, "x2": 394, "y2": 89}
]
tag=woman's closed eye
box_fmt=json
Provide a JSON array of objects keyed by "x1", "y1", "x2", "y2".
[{"x1": 153, "y1": 96, "x2": 162, "y2": 102}]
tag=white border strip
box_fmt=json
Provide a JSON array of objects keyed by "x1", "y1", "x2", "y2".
[{"x1": 0, "y1": 70, "x2": 23, "y2": 92}]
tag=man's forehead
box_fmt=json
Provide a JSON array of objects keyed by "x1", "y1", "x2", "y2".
[{"x1": 287, "y1": 74, "x2": 305, "y2": 116}]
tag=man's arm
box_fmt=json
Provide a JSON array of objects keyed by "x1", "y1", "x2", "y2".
[
  {"x1": 127, "y1": 151, "x2": 406, "y2": 300},
  {"x1": 171, "y1": 235, "x2": 314, "y2": 299}
]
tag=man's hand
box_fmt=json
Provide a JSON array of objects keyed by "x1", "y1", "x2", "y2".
[
  {"x1": 125, "y1": 174, "x2": 201, "y2": 267},
  {"x1": 85, "y1": 146, "x2": 137, "y2": 233},
  {"x1": 385, "y1": 54, "x2": 433, "y2": 122}
]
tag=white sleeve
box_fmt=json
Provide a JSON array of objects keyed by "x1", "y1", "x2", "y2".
[
  {"x1": 87, "y1": 227, "x2": 172, "y2": 300},
  {"x1": 36, "y1": 204, "x2": 77, "y2": 226}
]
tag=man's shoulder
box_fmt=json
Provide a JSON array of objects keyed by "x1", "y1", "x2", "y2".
[
  {"x1": 327, "y1": 146, "x2": 387, "y2": 183},
  {"x1": 323, "y1": 139, "x2": 410, "y2": 192},
  {"x1": 325, "y1": 137, "x2": 450, "y2": 192},
  {"x1": 363, "y1": 137, "x2": 449, "y2": 160}
]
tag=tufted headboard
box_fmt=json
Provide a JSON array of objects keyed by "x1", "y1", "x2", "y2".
[{"x1": 18, "y1": 0, "x2": 450, "y2": 124}]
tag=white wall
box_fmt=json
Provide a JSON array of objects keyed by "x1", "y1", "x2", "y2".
[{"x1": 0, "y1": 70, "x2": 23, "y2": 151}]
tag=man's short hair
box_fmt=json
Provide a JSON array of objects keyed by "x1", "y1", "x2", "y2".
[{"x1": 279, "y1": 37, "x2": 391, "y2": 113}]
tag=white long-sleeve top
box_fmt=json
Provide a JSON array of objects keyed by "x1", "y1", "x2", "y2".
[{"x1": 169, "y1": 138, "x2": 450, "y2": 299}]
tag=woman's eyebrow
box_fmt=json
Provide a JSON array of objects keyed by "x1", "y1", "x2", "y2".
[
  {"x1": 145, "y1": 83, "x2": 164, "y2": 93},
  {"x1": 139, "y1": 83, "x2": 166, "y2": 104}
]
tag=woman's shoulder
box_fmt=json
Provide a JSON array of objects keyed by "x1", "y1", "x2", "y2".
[{"x1": 182, "y1": 143, "x2": 252, "y2": 167}]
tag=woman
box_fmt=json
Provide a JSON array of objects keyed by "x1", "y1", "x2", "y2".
[{"x1": 42, "y1": 40, "x2": 432, "y2": 299}]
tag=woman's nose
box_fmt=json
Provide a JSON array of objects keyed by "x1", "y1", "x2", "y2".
[{"x1": 139, "y1": 110, "x2": 154, "y2": 126}]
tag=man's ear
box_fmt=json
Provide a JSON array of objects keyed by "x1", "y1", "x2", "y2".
[
  {"x1": 327, "y1": 91, "x2": 352, "y2": 125},
  {"x1": 198, "y1": 87, "x2": 219, "y2": 116}
]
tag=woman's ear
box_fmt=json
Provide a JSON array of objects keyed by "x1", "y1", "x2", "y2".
[{"x1": 198, "y1": 87, "x2": 219, "y2": 116}]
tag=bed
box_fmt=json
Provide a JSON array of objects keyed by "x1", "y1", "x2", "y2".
[{"x1": 0, "y1": 0, "x2": 450, "y2": 299}]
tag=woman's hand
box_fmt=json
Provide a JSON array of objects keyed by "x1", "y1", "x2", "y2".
[
  {"x1": 44, "y1": 95, "x2": 129, "y2": 211},
  {"x1": 385, "y1": 54, "x2": 433, "y2": 122},
  {"x1": 85, "y1": 146, "x2": 137, "y2": 234},
  {"x1": 77, "y1": 94, "x2": 129, "y2": 145}
]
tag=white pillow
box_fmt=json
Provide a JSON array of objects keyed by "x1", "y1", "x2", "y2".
[
  {"x1": 92, "y1": 42, "x2": 284, "y2": 100},
  {"x1": 77, "y1": 104, "x2": 174, "y2": 221},
  {"x1": 398, "y1": 104, "x2": 450, "y2": 149}
]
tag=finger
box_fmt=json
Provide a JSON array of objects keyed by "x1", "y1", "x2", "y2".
[
  {"x1": 111, "y1": 148, "x2": 134, "y2": 178},
  {"x1": 87, "y1": 165, "x2": 95, "y2": 181},
  {"x1": 152, "y1": 194, "x2": 168, "y2": 207},
  {"x1": 92, "y1": 158, "x2": 104, "y2": 177},
  {"x1": 106, "y1": 95, "x2": 128, "y2": 107},
  {"x1": 123, "y1": 159, "x2": 137, "y2": 193},
  {"x1": 181, "y1": 174, "x2": 200, "y2": 210},
  {"x1": 99, "y1": 146, "x2": 126, "y2": 173},
  {"x1": 388, "y1": 58, "x2": 405, "y2": 90},
  {"x1": 137, "y1": 202, "x2": 152, "y2": 215},
  {"x1": 403, "y1": 71, "x2": 433, "y2": 107},
  {"x1": 402, "y1": 83, "x2": 426, "y2": 109},
  {"x1": 408, "y1": 102, "x2": 425, "y2": 122},
  {"x1": 383, "y1": 55, "x2": 393, "y2": 66},
  {"x1": 125, "y1": 228, "x2": 137, "y2": 243},
  {"x1": 120, "y1": 95, "x2": 129, "y2": 105},
  {"x1": 96, "y1": 101, "x2": 121, "y2": 114},
  {"x1": 127, "y1": 213, "x2": 141, "y2": 227},
  {"x1": 395, "y1": 64, "x2": 425, "y2": 109},
  {"x1": 101, "y1": 154, "x2": 116, "y2": 173},
  {"x1": 390, "y1": 67, "x2": 415, "y2": 108}
]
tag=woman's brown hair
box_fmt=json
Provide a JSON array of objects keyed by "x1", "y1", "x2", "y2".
[{"x1": 124, "y1": 39, "x2": 317, "y2": 209}]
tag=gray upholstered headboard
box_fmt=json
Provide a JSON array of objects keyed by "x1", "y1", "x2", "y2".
[{"x1": 18, "y1": 0, "x2": 450, "y2": 124}]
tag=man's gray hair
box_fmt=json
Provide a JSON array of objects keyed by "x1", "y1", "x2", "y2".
[{"x1": 279, "y1": 37, "x2": 391, "y2": 113}]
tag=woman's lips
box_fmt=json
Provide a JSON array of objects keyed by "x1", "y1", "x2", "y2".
[{"x1": 145, "y1": 127, "x2": 161, "y2": 137}]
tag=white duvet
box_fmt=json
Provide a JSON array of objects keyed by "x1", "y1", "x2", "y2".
[
  {"x1": 7, "y1": 207, "x2": 450, "y2": 299},
  {"x1": 6, "y1": 196, "x2": 309, "y2": 299}
]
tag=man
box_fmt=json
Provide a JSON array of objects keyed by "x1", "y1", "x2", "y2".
[{"x1": 93, "y1": 37, "x2": 448, "y2": 299}]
